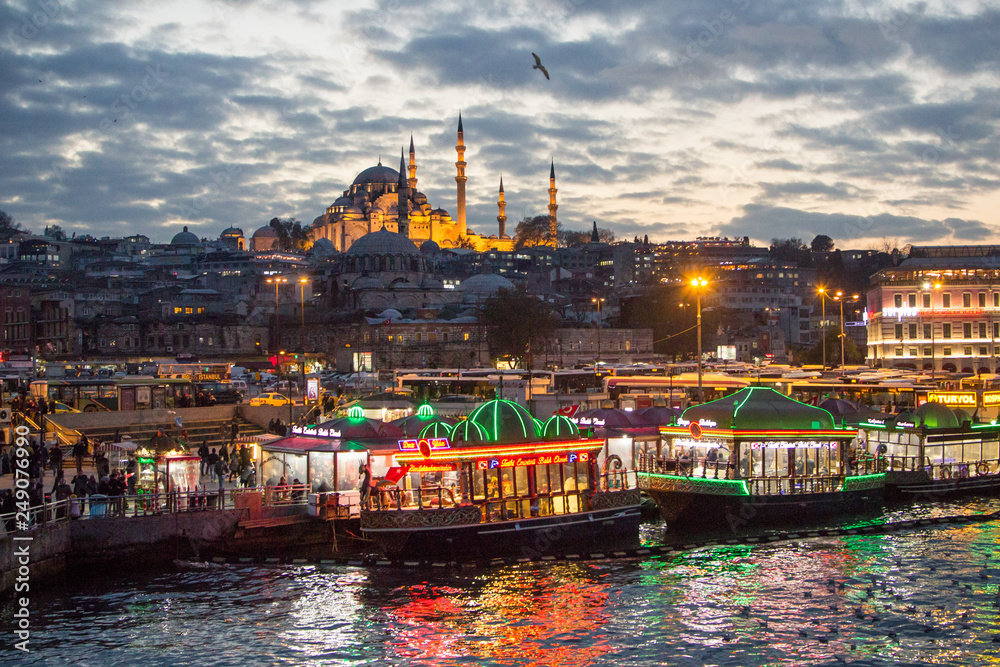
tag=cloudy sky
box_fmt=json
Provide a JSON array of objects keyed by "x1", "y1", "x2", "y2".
[{"x1": 2, "y1": 0, "x2": 998, "y2": 248}]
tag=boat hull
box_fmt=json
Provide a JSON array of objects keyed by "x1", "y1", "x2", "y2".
[
  {"x1": 887, "y1": 470, "x2": 1000, "y2": 500},
  {"x1": 361, "y1": 490, "x2": 642, "y2": 561},
  {"x1": 638, "y1": 473, "x2": 884, "y2": 530}
]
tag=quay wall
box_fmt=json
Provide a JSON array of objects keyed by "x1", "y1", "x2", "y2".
[
  {"x1": 48, "y1": 405, "x2": 237, "y2": 432},
  {"x1": 0, "y1": 522, "x2": 71, "y2": 595}
]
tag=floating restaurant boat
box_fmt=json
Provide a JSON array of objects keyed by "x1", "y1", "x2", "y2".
[
  {"x1": 636, "y1": 387, "x2": 884, "y2": 529},
  {"x1": 859, "y1": 399, "x2": 1000, "y2": 499},
  {"x1": 360, "y1": 398, "x2": 642, "y2": 561}
]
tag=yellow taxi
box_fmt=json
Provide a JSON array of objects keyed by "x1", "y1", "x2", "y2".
[{"x1": 249, "y1": 392, "x2": 291, "y2": 407}]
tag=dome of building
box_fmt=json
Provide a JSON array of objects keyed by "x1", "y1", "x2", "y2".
[
  {"x1": 391, "y1": 280, "x2": 419, "y2": 290},
  {"x1": 542, "y1": 415, "x2": 579, "y2": 440},
  {"x1": 459, "y1": 273, "x2": 515, "y2": 295},
  {"x1": 636, "y1": 405, "x2": 681, "y2": 426},
  {"x1": 352, "y1": 164, "x2": 400, "y2": 186},
  {"x1": 420, "y1": 240, "x2": 441, "y2": 254},
  {"x1": 378, "y1": 308, "x2": 403, "y2": 321},
  {"x1": 464, "y1": 399, "x2": 540, "y2": 444},
  {"x1": 351, "y1": 276, "x2": 385, "y2": 290},
  {"x1": 220, "y1": 226, "x2": 244, "y2": 238},
  {"x1": 346, "y1": 228, "x2": 421, "y2": 257},
  {"x1": 252, "y1": 225, "x2": 279, "y2": 239},
  {"x1": 681, "y1": 387, "x2": 835, "y2": 431},
  {"x1": 431, "y1": 208, "x2": 450, "y2": 216},
  {"x1": 913, "y1": 401, "x2": 961, "y2": 429},
  {"x1": 171, "y1": 226, "x2": 200, "y2": 245},
  {"x1": 333, "y1": 196, "x2": 353, "y2": 207},
  {"x1": 420, "y1": 275, "x2": 443, "y2": 289},
  {"x1": 311, "y1": 238, "x2": 339, "y2": 257},
  {"x1": 451, "y1": 420, "x2": 490, "y2": 445},
  {"x1": 419, "y1": 422, "x2": 455, "y2": 439}
]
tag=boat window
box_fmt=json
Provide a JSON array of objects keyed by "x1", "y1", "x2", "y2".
[
  {"x1": 984, "y1": 438, "x2": 999, "y2": 462},
  {"x1": 563, "y1": 462, "x2": 580, "y2": 492},
  {"x1": 484, "y1": 469, "x2": 500, "y2": 499},
  {"x1": 547, "y1": 463, "x2": 563, "y2": 493},
  {"x1": 513, "y1": 466, "x2": 529, "y2": 497},
  {"x1": 499, "y1": 467, "x2": 515, "y2": 496},
  {"x1": 534, "y1": 466, "x2": 551, "y2": 495}
]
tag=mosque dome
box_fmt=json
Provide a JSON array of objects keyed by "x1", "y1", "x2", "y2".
[
  {"x1": 352, "y1": 164, "x2": 400, "y2": 186},
  {"x1": 420, "y1": 240, "x2": 441, "y2": 254},
  {"x1": 311, "y1": 237, "x2": 339, "y2": 257},
  {"x1": 347, "y1": 228, "x2": 421, "y2": 257},
  {"x1": 459, "y1": 273, "x2": 515, "y2": 295},
  {"x1": 170, "y1": 226, "x2": 200, "y2": 245},
  {"x1": 220, "y1": 226, "x2": 244, "y2": 238},
  {"x1": 378, "y1": 308, "x2": 403, "y2": 321},
  {"x1": 252, "y1": 225, "x2": 279, "y2": 239}
]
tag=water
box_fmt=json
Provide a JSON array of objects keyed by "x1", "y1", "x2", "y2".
[{"x1": 9, "y1": 499, "x2": 1000, "y2": 666}]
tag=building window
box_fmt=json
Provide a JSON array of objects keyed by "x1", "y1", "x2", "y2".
[
  {"x1": 894, "y1": 294, "x2": 902, "y2": 308},
  {"x1": 980, "y1": 293, "x2": 987, "y2": 308},
  {"x1": 944, "y1": 347, "x2": 952, "y2": 356},
  {"x1": 923, "y1": 293, "x2": 931, "y2": 308},
  {"x1": 894, "y1": 347, "x2": 903, "y2": 357},
  {"x1": 980, "y1": 323, "x2": 987, "y2": 338},
  {"x1": 943, "y1": 294, "x2": 951, "y2": 308},
  {"x1": 908, "y1": 348, "x2": 917, "y2": 357},
  {"x1": 943, "y1": 323, "x2": 952, "y2": 338},
  {"x1": 197, "y1": 307, "x2": 205, "y2": 314},
  {"x1": 964, "y1": 346, "x2": 973, "y2": 356},
  {"x1": 185, "y1": 307, "x2": 193, "y2": 314},
  {"x1": 464, "y1": 332, "x2": 470, "y2": 341},
  {"x1": 923, "y1": 323, "x2": 932, "y2": 339},
  {"x1": 907, "y1": 294, "x2": 916, "y2": 308},
  {"x1": 964, "y1": 323, "x2": 972, "y2": 338},
  {"x1": 923, "y1": 347, "x2": 932, "y2": 356},
  {"x1": 995, "y1": 323, "x2": 1000, "y2": 339},
  {"x1": 963, "y1": 293, "x2": 972, "y2": 308},
  {"x1": 995, "y1": 293, "x2": 999, "y2": 308},
  {"x1": 981, "y1": 346, "x2": 988, "y2": 356},
  {"x1": 908, "y1": 324, "x2": 917, "y2": 339},
  {"x1": 173, "y1": 307, "x2": 182, "y2": 314},
  {"x1": 895, "y1": 324, "x2": 903, "y2": 339}
]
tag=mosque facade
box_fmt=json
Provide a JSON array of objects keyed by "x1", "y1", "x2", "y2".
[{"x1": 309, "y1": 115, "x2": 562, "y2": 254}]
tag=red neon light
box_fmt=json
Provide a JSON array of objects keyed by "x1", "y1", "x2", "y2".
[
  {"x1": 475, "y1": 451, "x2": 589, "y2": 470},
  {"x1": 398, "y1": 437, "x2": 451, "y2": 454},
  {"x1": 396, "y1": 439, "x2": 604, "y2": 463}
]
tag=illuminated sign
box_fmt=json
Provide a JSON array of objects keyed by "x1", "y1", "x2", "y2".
[
  {"x1": 882, "y1": 306, "x2": 920, "y2": 319},
  {"x1": 671, "y1": 438, "x2": 725, "y2": 450},
  {"x1": 689, "y1": 422, "x2": 703, "y2": 439},
  {"x1": 983, "y1": 392, "x2": 1000, "y2": 407},
  {"x1": 895, "y1": 421, "x2": 916, "y2": 428},
  {"x1": 194, "y1": 373, "x2": 223, "y2": 382},
  {"x1": 405, "y1": 463, "x2": 456, "y2": 474},
  {"x1": 574, "y1": 417, "x2": 606, "y2": 426},
  {"x1": 749, "y1": 441, "x2": 835, "y2": 450},
  {"x1": 676, "y1": 418, "x2": 718, "y2": 428},
  {"x1": 398, "y1": 437, "x2": 451, "y2": 456},
  {"x1": 307, "y1": 378, "x2": 319, "y2": 401},
  {"x1": 475, "y1": 451, "x2": 590, "y2": 470},
  {"x1": 927, "y1": 392, "x2": 977, "y2": 407},
  {"x1": 290, "y1": 426, "x2": 342, "y2": 438}
]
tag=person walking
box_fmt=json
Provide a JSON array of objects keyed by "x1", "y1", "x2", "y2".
[
  {"x1": 207, "y1": 448, "x2": 220, "y2": 482},
  {"x1": 49, "y1": 442, "x2": 63, "y2": 478},
  {"x1": 73, "y1": 436, "x2": 88, "y2": 476},
  {"x1": 198, "y1": 440, "x2": 210, "y2": 477},
  {"x1": 213, "y1": 456, "x2": 227, "y2": 496}
]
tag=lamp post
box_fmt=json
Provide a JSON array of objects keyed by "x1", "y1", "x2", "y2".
[
  {"x1": 592, "y1": 297, "x2": 605, "y2": 365},
  {"x1": 834, "y1": 292, "x2": 859, "y2": 367},
  {"x1": 924, "y1": 281, "x2": 942, "y2": 380},
  {"x1": 691, "y1": 276, "x2": 708, "y2": 401},
  {"x1": 266, "y1": 277, "x2": 287, "y2": 354},
  {"x1": 818, "y1": 287, "x2": 828, "y2": 369},
  {"x1": 299, "y1": 277, "x2": 307, "y2": 405}
]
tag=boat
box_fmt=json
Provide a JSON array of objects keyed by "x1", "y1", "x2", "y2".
[
  {"x1": 859, "y1": 401, "x2": 1000, "y2": 499},
  {"x1": 360, "y1": 398, "x2": 642, "y2": 561},
  {"x1": 636, "y1": 387, "x2": 884, "y2": 530}
]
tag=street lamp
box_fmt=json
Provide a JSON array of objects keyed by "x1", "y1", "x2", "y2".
[
  {"x1": 691, "y1": 276, "x2": 708, "y2": 401},
  {"x1": 592, "y1": 297, "x2": 605, "y2": 365},
  {"x1": 299, "y1": 277, "x2": 308, "y2": 403},
  {"x1": 923, "y1": 281, "x2": 942, "y2": 380},
  {"x1": 818, "y1": 287, "x2": 830, "y2": 369},
  {"x1": 834, "y1": 292, "x2": 859, "y2": 367},
  {"x1": 266, "y1": 276, "x2": 287, "y2": 354}
]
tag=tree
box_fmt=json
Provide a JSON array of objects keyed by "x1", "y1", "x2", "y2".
[
  {"x1": 810, "y1": 234, "x2": 834, "y2": 253},
  {"x1": 268, "y1": 217, "x2": 309, "y2": 251},
  {"x1": 769, "y1": 238, "x2": 812, "y2": 266},
  {"x1": 455, "y1": 235, "x2": 477, "y2": 250},
  {"x1": 514, "y1": 215, "x2": 555, "y2": 249},
  {"x1": 44, "y1": 224, "x2": 67, "y2": 241},
  {"x1": 0, "y1": 210, "x2": 21, "y2": 241},
  {"x1": 480, "y1": 288, "x2": 558, "y2": 367}
]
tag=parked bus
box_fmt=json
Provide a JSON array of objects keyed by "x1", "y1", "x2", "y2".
[
  {"x1": 31, "y1": 377, "x2": 194, "y2": 411},
  {"x1": 603, "y1": 372, "x2": 750, "y2": 410},
  {"x1": 156, "y1": 363, "x2": 231, "y2": 382}
]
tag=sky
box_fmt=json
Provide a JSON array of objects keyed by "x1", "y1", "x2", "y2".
[{"x1": 2, "y1": 0, "x2": 999, "y2": 249}]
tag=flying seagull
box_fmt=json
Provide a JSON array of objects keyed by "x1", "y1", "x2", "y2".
[{"x1": 531, "y1": 53, "x2": 549, "y2": 80}]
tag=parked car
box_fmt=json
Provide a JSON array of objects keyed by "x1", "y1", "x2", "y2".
[
  {"x1": 249, "y1": 392, "x2": 291, "y2": 407},
  {"x1": 49, "y1": 401, "x2": 81, "y2": 414}
]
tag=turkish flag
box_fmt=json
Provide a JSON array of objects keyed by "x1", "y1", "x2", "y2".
[
  {"x1": 384, "y1": 467, "x2": 408, "y2": 484},
  {"x1": 556, "y1": 405, "x2": 579, "y2": 418}
]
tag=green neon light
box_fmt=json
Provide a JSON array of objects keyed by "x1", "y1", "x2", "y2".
[
  {"x1": 844, "y1": 473, "x2": 885, "y2": 483},
  {"x1": 640, "y1": 472, "x2": 750, "y2": 496},
  {"x1": 348, "y1": 405, "x2": 364, "y2": 420},
  {"x1": 971, "y1": 423, "x2": 1000, "y2": 430},
  {"x1": 417, "y1": 404, "x2": 435, "y2": 417}
]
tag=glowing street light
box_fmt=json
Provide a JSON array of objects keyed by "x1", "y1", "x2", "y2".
[
  {"x1": 691, "y1": 276, "x2": 708, "y2": 401},
  {"x1": 592, "y1": 297, "x2": 605, "y2": 364}
]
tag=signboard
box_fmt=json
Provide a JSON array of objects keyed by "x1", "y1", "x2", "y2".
[
  {"x1": 193, "y1": 373, "x2": 224, "y2": 382},
  {"x1": 983, "y1": 392, "x2": 1000, "y2": 407},
  {"x1": 716, "y1": 345, "x2": 737, "y2": 361},
  {"x1": 136, "y1": 386, "x2": 151, "y2": 408},
  {"x1": 307, "y1": 377, "x2": 319, "y2": 401},
  {"x1": 671, "y1": 438, "x2": 726, "y2": 450},
  {"x1": 290, "y1": 426, "x2": 342, "y2": 438},
  {"x1": 749, "y1": 441, "x2": 835, "y2": 449},
  {"x1": 405, "y1": 462, "x2": 457, "y2": 474},
  {"x1": 476, "y1": 451, "x2": 590, "y2": 470},
  {"x1": 397, "y1": 437, "x2": 451, "y2": 456},
  {"x1": 927, "y1": 392, "x2": 977, "y2": 407}
]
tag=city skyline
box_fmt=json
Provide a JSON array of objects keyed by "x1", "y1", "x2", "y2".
[{"x1": 2, "y1": 0, "x2": 998, "y2": 247}]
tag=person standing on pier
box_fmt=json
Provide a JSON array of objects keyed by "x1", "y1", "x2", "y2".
[
  {"x1": 198, "y1": 439, "x2": 210, "y2": 477},
  {"x1": 214, "y1": 456, "x2": 227, "y2": 496}
]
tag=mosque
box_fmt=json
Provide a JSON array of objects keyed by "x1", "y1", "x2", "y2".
[{"x1": 308, "y1": 115, "x2": 559, "y2": 253}]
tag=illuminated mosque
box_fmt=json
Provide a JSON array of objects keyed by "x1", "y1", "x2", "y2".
[{"x1": 309, "y1": 115, "x2": 559, "y2": 253}]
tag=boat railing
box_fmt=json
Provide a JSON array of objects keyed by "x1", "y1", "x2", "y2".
[
  {"x1": 747, "y1": 476, "x2": 842, "y2": 495},
  {"x1": 882, "y1": 454, "x2": 924, "y2": 472},
  {"x1": 636, "y1": 452, "x2": 734, "y2": 480}
]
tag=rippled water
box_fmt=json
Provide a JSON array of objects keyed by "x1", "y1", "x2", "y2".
[{"x1": 9, "y1": 499, "x2": 1000, "y2": 666}]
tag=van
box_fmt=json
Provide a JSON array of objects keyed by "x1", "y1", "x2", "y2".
[
  {"x1": 231, "y1": 379, "x2": 248, "y2": 392},
  {"x1": 231, "y1": 366, "x2": 247, "y2": 379}
]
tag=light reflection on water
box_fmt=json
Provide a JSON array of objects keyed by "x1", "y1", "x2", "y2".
[{"x1": 9, "y1": 499, "x2": 1000, "y2": 666}]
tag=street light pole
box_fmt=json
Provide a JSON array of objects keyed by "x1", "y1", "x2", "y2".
[
  {"x1": 924, "y1": 282, "x2": 941, "y2": 380},
  {"x1": 818, "y1": 287, "x2": 827, "y2": 369},
  {"x1": 592, "y1": 297, "x2": 604, "y2": 365},
  {"x1": 691, "y1": 277, "x2": 708, "y2": 401},
  {"x1": 836, "y1": 291, "x2": 845, "y2": 367},
  {"x1": 299, "y1": 277, "x2": 307, "y2": 406}
]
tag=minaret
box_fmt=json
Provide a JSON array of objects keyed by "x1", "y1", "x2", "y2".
[
  {"x1": 497, "y1": 176, "x2": 507, "y2": 238},
  {"x1": 455, "y1": 113, "x2": 467, "y2": 237},
  {"x1": 590, "y1": 220, "x2": 599, "y2": 243},
  {"x1": 397, "y1": 148, "x2": 409, "y2": 238},
  {"x1": 408, "y1": 134, "x2": 417, "y2": 190},
  {"x1": 547, "y1": 159, "x2": 558, "y2": 247}
]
